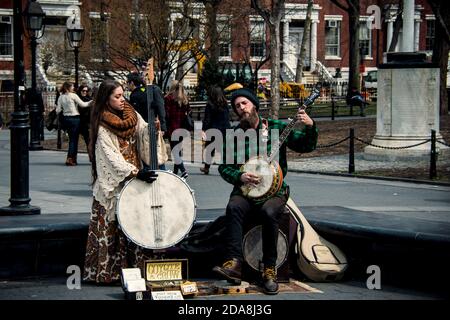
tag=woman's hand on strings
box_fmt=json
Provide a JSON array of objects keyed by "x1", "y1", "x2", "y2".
[{"x1": 136, "y1": 169, "x2": 158, "y2": 183}]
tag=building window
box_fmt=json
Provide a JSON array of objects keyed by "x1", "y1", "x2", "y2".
[
  {"x1": 250, "y1": 19, "x2": 265, "y2": 58},
  {"x1": 0, "y1": 16, "x2": 13, "y2": 57},
  {"x1": 131, "y1": 14, "x2": 149, "y2": 43},
  {"x1": 359, "y1": 23, "x2": 372, "y2": 57},
  {"x1": 325, "y1": 20, "x2": 340, "y2": 57},
  {"x1": 426, "y1": 20, "x2": 435, "y2": 51},
  {"x1": 218, "y1": 18, "x2": 231, "y2": 58},
  {"x1": 90, "y1": 15, "x2": 109, "y2": 58}
]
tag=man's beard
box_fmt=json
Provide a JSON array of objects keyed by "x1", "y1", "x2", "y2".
[{"x1": 239, "y1": 108, "x2": 259, "y2": 129}]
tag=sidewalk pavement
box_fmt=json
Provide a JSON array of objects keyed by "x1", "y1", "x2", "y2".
[{"x1": 0, "y1": 128, "x2": 449, "y2": 300}]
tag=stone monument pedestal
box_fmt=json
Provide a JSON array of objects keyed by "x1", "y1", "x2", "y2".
[{"x1": 364, "y1": 52, "x2": 449, "y2": 161}]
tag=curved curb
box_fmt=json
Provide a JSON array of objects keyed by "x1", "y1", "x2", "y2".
[{"x1": 288, "y1": 169, "x2": 450, "y2": 187}]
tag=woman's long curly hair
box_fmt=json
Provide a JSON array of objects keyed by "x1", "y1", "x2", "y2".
[
  {"x1": 207, "y1": 85, "x2": 228, "y2": 111},
  {"x1": 88, "y1": 79, "x2": 123, "y2": 184}
]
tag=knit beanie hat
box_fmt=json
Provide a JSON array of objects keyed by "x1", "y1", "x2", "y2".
[{"x1": 230, "y1": 88, "x2": 260, "y2": 113}]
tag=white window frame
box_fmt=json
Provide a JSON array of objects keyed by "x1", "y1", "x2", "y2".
[
  {"x1": 359, "y1": 16, "x2": 373, "y2": 59},
  {"x1": 425, "y1": 15, "x2": 435, "y2": 52},
  {"x1": 249, "y1": 17, "x2": 266, "y2": 60},
  {"x1": 89, "y1": 12, "x2": 110, "y2": 63},
  {"x1": 217, "y1": 15, "x2": 232, "y2": 61},
  {"x1": 0, "y1": 10, "x2": 13, "y2": 61},
  {"x1": 324, "y1": 16, "x2": 342, "y2": 60}
]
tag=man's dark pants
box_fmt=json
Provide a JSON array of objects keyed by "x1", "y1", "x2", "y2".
[{"x1": 225, "y1": 193, "x2": 288, "y2": 268}]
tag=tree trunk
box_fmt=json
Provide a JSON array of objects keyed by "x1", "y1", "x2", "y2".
[
  {"x1": 205, "y1": 2, "x2": 220, "y2": 63},
  {"x1": 295, "y1": 0, "x2": 313, "y2": 83},
  {"x1": 348, "y1": 6, "x2": 360, "y2": 92},
  {"x1": 270, "y1": 22, "x2": 281, "y2": 119},
  {"x1": 429, "y1": 0, "x2": 450, "y2": 115},
  {"x1": 433, "y1": 22, "x2": 449, "y2": 115},
  {"x1": 388, "y1": 1, "x2": 403, "y2": 52}
]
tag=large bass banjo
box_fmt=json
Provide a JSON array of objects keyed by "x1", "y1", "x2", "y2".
[
  {"x1": 240, "y1": 86, "x2": 321, "y2": 202},
  {"x1": 116, "y1": 58, "x2": 196, "y2": 249}
]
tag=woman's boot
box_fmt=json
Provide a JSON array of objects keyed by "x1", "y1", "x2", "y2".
[
  {"x1": 65, "y1": 156, "x2": 76, "y2": 166},
  {"x1": 200, "y1": 164, "x2": 210, "y2": 175}
]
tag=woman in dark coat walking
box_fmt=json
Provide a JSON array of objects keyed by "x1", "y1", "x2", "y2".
[
  {"x1": 77, "y1": 84, "x2": 93, "y2": 148},
  {"x1": 164, "y1": 80, "x2": 191, "y2": 178},
  {"x1": 200, "y1": 85, "x2": 231, "y2": 174}
]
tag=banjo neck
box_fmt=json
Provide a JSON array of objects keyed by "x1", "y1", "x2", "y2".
[
  {"x1": 267, "y1": 86, "x2": 321, "y2": 164},
  {"x1": 267, "y1": 104, "x2": 306, "y2": 163},
  {"x1": 145, "y1": 58, "x2": 159, "y2": 170}
]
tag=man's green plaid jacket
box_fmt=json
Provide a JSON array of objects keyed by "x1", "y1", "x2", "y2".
[{"x1": 218, "y1": 116, "x2": 318, "y2": 201}]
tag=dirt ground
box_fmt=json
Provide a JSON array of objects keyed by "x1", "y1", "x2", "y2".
[
  {"x1": 288, "y1": 114, "x2": 450, "y2": 182},
  {"x1": 42, "y1": 114, "x2": 450, "y2": 182}
]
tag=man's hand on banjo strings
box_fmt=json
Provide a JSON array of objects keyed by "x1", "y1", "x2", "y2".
[
  {"x1": 241, "y1": 172, "x2": 261, "y2": 187},
  {"x1": 137, "y1": 169, "x2": 158, "y2": 183},
  {"x1": 297, "y1": 109, "x2": 314, "y2": 127}
]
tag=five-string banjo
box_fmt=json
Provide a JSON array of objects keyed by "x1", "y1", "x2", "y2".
[
  {"x1": 240, "y1": 86, "x2": 321, "y2": 202},
  {"x1": 116, "y1": 58, "x2": 196, "y2": 249}
]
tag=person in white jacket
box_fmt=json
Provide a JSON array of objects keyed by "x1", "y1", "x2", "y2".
[{"x1": 56, "y1": 81, "x2": 92, "y2": 165}]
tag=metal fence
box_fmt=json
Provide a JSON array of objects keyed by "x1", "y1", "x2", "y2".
[{"x1": 0, "y1": 90, "x2": 57, "y2": 125}]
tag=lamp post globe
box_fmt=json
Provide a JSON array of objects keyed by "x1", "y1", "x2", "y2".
[{"x1": 67, "y1": 24, "x2": 85, "y2": 89}]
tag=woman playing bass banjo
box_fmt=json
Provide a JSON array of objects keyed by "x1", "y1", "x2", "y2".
[{"x1": 83, "y1": 79, "x2": 159, "y2": 284}]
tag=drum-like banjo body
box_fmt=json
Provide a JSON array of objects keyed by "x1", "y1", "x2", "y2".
[
  {"x1": 240, "y1": 157, "x2": 283, "y2": 202},
  {"x1": 116, "y1": 58, "x2": 196, "y2": 250},
  {"x1": 116, "y1": 171, "x2": 196, "y2": 249}
]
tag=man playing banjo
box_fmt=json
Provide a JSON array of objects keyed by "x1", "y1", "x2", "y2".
[{"x1": 213, "y1": 88, "x2": 318, "y2": 295}]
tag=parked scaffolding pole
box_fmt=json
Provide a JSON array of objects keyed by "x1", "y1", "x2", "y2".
[
  {"x1": 429, "y1": 129, "x2": 437, "y2": 179},
  {"x1": 349, "y1": 128, "x2": 355, "y2": 174}
]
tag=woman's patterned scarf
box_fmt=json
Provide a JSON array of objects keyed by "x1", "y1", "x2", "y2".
[{"x1": 101, "y1": 102, "x2": 138, "y2": 139}]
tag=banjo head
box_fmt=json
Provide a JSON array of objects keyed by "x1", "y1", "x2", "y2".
[
  {"x1": 240, "y1": 157, "x2": 275, "y2": 198},
  {"x1": 240, "y1": 157, "x2": 283, "y2": 200},
  {"x1": 243, "y1": 225, "x2": 288, "y2": 271},
  {"x1": 117, "y1": 170, "x2": 196, "y2": 249}
]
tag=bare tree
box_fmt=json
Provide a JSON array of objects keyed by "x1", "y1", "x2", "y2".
[
  {"x1": 202, "y1": 0, "x2": 223, "y2": 63},
  {"x1": 295, "y1": 0, "x2": 313, "y2": 83},
  {"x1": 387, "y1": 1, "x2": 403, "y2": 52},
  {"x1": 81, "y1": 0, "x2": 202, "y2": 89},
  {"x1": 329, "y1": 0, "x2": 360, "y2": 92},
  {"x1": 251, "y1": 0, "x2": 285, "y2": 119},
  {"x1": 428, "y1": 0, "x2": 450, "y2": 115}
]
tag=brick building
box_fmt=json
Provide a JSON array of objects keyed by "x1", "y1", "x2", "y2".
[{"x1": 0, "y1": 0, "x2": 437, "y2": 93}]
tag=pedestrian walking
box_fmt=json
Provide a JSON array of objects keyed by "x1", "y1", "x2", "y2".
[
  {"x1": 56, "y1": 81, "x2": 92, "y2": 166},
  {"x1": 200, "y1": 85, "x2": 231, "y2": 174},
  {"x1": 164, "y1": 80, "x2": 191, "y2": 178},
  {"x1": 76, "y1": 84, "x2": 92, "y2": 149}
]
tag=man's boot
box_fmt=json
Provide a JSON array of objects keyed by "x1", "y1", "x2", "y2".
[
  {"x1": 212, "y1": 258, "x2": 242, "y2": 285},
  {"x1": 262, "y1": 266, "x2": 279, "y2": 295}
]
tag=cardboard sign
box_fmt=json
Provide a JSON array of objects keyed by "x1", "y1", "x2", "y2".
[
  {"x1": 151, "y1": 290, "x2": 184, "y2": 300},
  {"x1": 145, "y1": 260, "x2": 187, "y2": 282}
]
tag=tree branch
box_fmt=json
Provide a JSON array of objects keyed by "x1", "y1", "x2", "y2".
[{"x1": 329, "y1": 0, "x2": 349, "y2": 12}]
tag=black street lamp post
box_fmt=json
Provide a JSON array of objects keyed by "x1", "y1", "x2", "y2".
[
  {"x1": 67, "y1": 20, "x2": 85, "y2": 88},
  {"x1": 25, "y1": 0, "x2": 45, "y2": 151},
  {"x1": 0, "y1": 0, "x2": 40, "y2": 215}
]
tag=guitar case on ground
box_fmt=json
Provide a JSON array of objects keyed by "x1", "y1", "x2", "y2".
[{"x1": 286, "y1": 198, "x2": 348, "y2": 282}]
